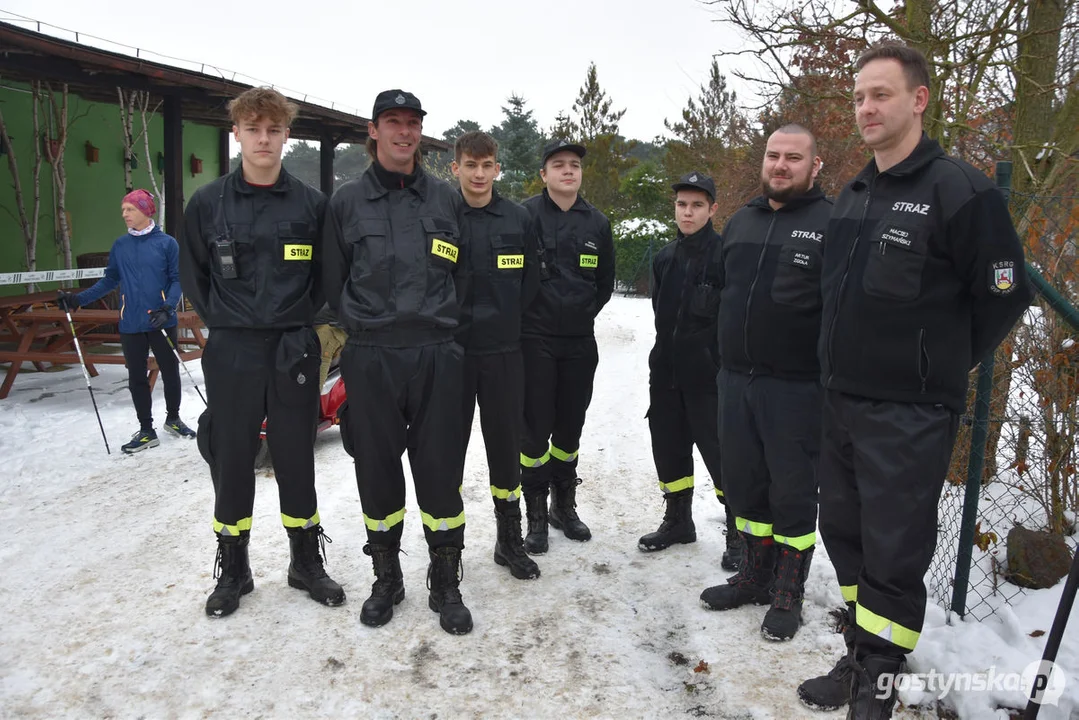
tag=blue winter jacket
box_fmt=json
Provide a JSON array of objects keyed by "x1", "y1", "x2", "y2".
[{"x1": 76, "y1": 225, "x2": 182, "y2": 334}]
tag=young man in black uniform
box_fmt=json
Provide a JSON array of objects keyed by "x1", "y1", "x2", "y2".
[
  {"x1": 178, "y1": 87, "x2": 344, "y2": 618},
  {"x1": 452, "y1": 131, "x2": 541, "y2": 581},
  {"x1": 799, "y1": 44, "x2": 1031, "y2": 717},
  {"x1": 699, "y1": 126, "x2": 831, "y2": 645},
  {"x1": 519, "y1": 139, "x2": 615, "y2": 555},
  {"x1": 323, "y1": 89, "x2": 473, "y2": 635},
  {"x1": 638, "y1": 172, "x2": 739, "y2": 569}
]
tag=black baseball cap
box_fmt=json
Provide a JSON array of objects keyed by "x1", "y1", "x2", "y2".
[
  {"x1": 671, "y1": 171, "x2": 716, "y2": 203},
  {"x1": 371, "y1": 89, "x2": 426, "y2": 123},
  {"x1": 541, "y1": 138, "x2": 586, "y2": 166}
]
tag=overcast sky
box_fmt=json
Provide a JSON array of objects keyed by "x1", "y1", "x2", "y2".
[{"x1": 2, "y1": 0, "x2": 760, "y2": 143}]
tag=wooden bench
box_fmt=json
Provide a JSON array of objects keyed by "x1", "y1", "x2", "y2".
[{"x1": 0, "y1": 295, "x2": 205, "y2": 398}]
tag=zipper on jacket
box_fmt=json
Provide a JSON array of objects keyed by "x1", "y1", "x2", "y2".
[
  {"x1": 825, "y1": 183, "x2": 873, "y2": 386},
  {"x1": 742, "y1": 215, "x2": 777, "y2": 370},
  {"x1": 918, "y1": 327, "x2": 929, "y2": 393}
]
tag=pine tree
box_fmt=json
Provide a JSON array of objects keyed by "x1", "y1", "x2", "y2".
[
  {"x1": 491, "y1": 95, "x2": 544, "y2": 201},
  {"x1": 571, "y1": 62, "x2": 626, "y2": 142}
]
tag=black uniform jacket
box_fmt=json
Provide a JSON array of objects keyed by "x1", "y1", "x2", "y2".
[
  {"x1": 819, "y1": 135, "x2": 1033, "y2": 412},
  {"x1": 521, "y1": 189, "x2": 615, "y2": 339},
  {"x1": 717, "y1": 188, "x2": 832, "y2": 381},
  {"x1": 456, "y1": 189, "x2": 541, "y2": 355},
  {"x1": 179, "y1": 166, "x2": 325, "y2": 330},
  {"x1": 323, "y1": 164, "x2": 467, "y2": 347},
  {"x1": 648, "y1": 223, "x2": 722, "y2": 389}
]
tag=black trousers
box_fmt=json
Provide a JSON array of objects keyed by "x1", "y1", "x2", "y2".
[
  {"x1": 197, "y1": 328, "x2": 321, "y2": 536},
  {"x1": 340, "y1": 341, "x2": 465, "y2": 550},
  {"x1": 648, "y1": 385, "x2": 725, "y2": 501},
  {"x1": 120, "y1": 326, "x2": 181, "y2": 431},
  {"x1": 718, "y1": 369, "x2": 821, "y2": 549},
  {"x1": 818, "y1": 389, "x2": 958, "y2": 658},
  {"x1": 519, "y1": 335, "x2": 599, "y2": 492},
  {"x1": 462, "y1": 350, "x2": 524, "y2": 503}
]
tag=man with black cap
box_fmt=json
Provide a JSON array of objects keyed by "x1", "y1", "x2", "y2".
[
  {"x1": 518, "y1": 138, "x2": 615, "y2": 555},
  {"x1": 323, "y1": 88, "x2": 473, "y2": 635},
  {"x1": 638, "y1": 172, "x2": 739, "y2": 568},
  {"x1": 700, "y1": 125, "x2": 831, "y2": 644}
]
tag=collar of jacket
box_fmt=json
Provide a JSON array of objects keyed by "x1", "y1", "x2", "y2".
[
  {"x1": 542, "y1": 187, "x2": 590, "y2": 213},
  {"x1": 851, "y1": 133, "x2": 945, "y2": 189},
  {"x1": 675, "y1": 223, "x2": 716, "y2": 255},
  {"x1": 362, "y1": 162, "x2": 428, "y2": 201},
  {"x1": 230, "y1": 165, "x2": 292, "y2": 195},
  {"x1": 459, "y1": 187, "x2": 505, "y2": 216},
  {"x1": 747, "y1": 184, "x2": 827, "y2": 212}
]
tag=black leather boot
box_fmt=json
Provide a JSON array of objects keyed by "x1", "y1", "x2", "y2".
[
  {"x1": 548, "y1": 477, "x2": 591, "y2": 541},
  {"x1": 798, "y1": 602, "x2": 857, "y2": 710},
  {"x1": 427, "y1": 546, "x2": 473, "y2": 635},
  {"x1": 700, "y1": 532, "x2": 775, "y2": 610},
  {"x1": 761, "y1": 545, "x2": 814, "y2": 641},
  {"x1": 286, "y1": 525, "x2": 345, "y2": 606},
  {"x1": 638, "y1": 489, "x2": 695, "y2": 551},
  {"x1": 360, "y1": 543, "x2": 405, "y2": 627},
  {"x1": 847, "y1": 654, "x2": 905, "y2": 720},
  {"x1": 493, "y1": 500, "x2": 541, "y2": 579},
  {"x1": 523, "y1": 488, "x2": 550, "y2": 555},
  {"x1": 205, "y1": 533, "x2": 254, "y2": 618}
]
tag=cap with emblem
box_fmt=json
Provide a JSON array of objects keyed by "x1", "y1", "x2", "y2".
[
  {"x1": 541, "y1": 138, "x2": 586, "y2": 167},
  {"x1": 671, "y1": 171, "x2": 716, "y2": 203},
  {"x1": 371, "y1": 89, "x2": 426, "y2": 123}
]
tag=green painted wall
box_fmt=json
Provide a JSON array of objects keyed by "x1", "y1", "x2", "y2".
[{"x1": 0, "y1": 81, "x2": 220, "y2": 296}]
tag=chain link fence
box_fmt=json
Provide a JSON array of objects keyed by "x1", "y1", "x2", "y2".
[{"x1": 929, "y1": 173, "x2": 1079, "y2": 621}]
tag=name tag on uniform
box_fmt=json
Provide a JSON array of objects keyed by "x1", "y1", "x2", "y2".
[
  {"x1": 432, "y1": 238, "x2": 458, "y2": 263},
  {"x1": 580, "y1": 254, "x2": 598, "y2": 269},
  {"x1": 497, "y1": 254, "x2": 524, "y2": 269},
  {"x1": 284, "y1": 244, "x2": 312, "y2": 260}
]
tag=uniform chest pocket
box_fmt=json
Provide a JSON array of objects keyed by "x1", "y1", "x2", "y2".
[
  {"x1": 772, "y1": 243, "x2": 821, "y2": 307},
  {"x1": 862, "y1": 219, "x2": 928, "y2": 302},
  {"x1": 422, "y1": 217, "x2": 460, "y2": 274},
  {"x1": 211, "y1": 223, "x2": 256, "y2": 280},
  {"x1": 492, "y1": 234, "x2": 525, "y2": 275},
  {"x1": 576, "y1": 236, "x2": 600, "y2": 278},
  {"x1": 278, "y1": 221, "x2": 315, "y2": 274},
  {"x1": 689, "y1": 282, "x2": 721, "y2": 319}
]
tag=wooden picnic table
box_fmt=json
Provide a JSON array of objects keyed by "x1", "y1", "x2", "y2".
[{"x1": 0, "y1": 293, "x2": 205, "y2": 399}]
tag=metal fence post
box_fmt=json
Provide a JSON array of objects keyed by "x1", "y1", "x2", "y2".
[{"x1": 949, "y1": 161, "x2": 1012, "y2": 617}]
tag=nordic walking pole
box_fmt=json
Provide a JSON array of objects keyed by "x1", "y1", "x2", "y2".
[
  {"x1": 63, "y1": 308, "x2": 111, "y2": 455},
  {"x1": 160, "y1": 328, "x2": 206, "y2": 406}
]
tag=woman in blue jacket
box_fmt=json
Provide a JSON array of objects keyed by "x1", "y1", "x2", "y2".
[{"x1": 59, "y1": 190, "x2": 196, "y2": 453}]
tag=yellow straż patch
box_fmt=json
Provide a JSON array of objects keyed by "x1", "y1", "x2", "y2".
[
  {"x1": 432, "y1": 238, "x2": 458, "y2": 263},
  {"x1": 284, "y1": 244, "x2": 313, "y2": 260},
  {"x1": 498, "y1": 254, "x2": 524, "y2": 269}
]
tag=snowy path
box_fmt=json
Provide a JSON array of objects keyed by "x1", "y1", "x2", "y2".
[{"x1": 1, "y1": 296, "x2": 1073, "y2": 719}]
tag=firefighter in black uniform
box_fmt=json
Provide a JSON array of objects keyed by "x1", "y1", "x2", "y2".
[
  {"x1": 323, "y1": 89, "x2": 473, "y2": 635},
  {"x1": 798, "y1": 45, "x2": 1032, "y2": 718},
  {"x1": 638, "y1": 172, "x2": 740, "y2": 569},
  {"x1": 178, "y1": 87, "x2": 344, "y2": 618},
  {"x1": 699, "y1": 125, "x2": 831, "y2": 645},
  {"x1": 452, "y1": 131, "x2": 542, "y2": 580},
  {"x1": 519, "y1": 139, "x2": 615, "y2": 555}
]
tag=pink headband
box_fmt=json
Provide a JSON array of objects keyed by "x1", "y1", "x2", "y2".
[{"x1": 123, "y1": 189, "x2": 156, "y2": 218}]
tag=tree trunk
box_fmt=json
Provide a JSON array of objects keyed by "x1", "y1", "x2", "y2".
[
  {"x1": 1012, "y1": 0, "x2": 1066, "y2": 194},
  {"x1": 118, "y1": 87, "x2": 134, "y2": 193},
  {"x1": 44, "y1": 83, "x2": 73, "y2": 270},
  {"x1": 139, "y1": 92, "x2": 165, "y2": 226}
]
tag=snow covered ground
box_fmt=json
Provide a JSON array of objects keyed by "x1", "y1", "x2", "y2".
[{"x1": 1, "y1": 295, "x2": 1076, "y2": 719}]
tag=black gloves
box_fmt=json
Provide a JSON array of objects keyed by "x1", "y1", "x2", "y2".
[
  {"x1": 148, "y1": 306, "x2": 174, "y2": 330},
  {"x1": 57, "y1": 291, "x2": 80, "y2": 312}
]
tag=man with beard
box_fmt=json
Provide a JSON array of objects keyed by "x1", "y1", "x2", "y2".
[
  {"x1": 799, "y1": 44, "x2": 1031, "y2": 718},
  {"x1": 700, "y1": 125, "x2": 831, "y2": 644}
]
